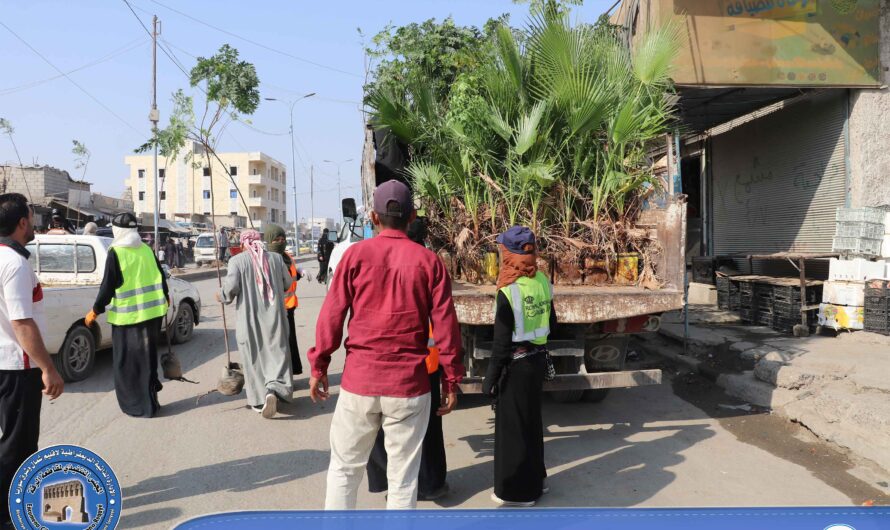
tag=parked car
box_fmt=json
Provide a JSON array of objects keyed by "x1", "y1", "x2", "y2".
[
  {"x1": 193, "y1": 232, "x2": 223, "y2": 266},
  {"x1": 26, "y1": 234, "x2": 202, "y2": 382}
]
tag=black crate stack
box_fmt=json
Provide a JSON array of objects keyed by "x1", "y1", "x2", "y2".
[
  {"x1": 863, "y1": 279, "x2": 890, "y2": 335},
  {"x1": 735, "y1": 279, "x2": 821, "y2": 333},
  {"x1": 716, "y1": 276, "x2": 740, "y2": 310}
]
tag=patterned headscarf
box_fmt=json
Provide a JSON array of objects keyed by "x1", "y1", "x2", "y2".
[{"x1": 240, "y1": 229, "x2": 273, "y2": 302}]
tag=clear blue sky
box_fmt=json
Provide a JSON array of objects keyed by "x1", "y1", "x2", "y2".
[{"x1": 0, "y1": 0, "x2": 611, "y2": 221}]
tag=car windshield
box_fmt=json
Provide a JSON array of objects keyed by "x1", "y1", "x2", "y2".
[{"x1": 195, "y1": 237, "x2": 215, "y2": 248}]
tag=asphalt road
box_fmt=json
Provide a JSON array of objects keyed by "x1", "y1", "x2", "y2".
[{"x1": 37, "y1": 261, "x2": 880, "y2": 529}]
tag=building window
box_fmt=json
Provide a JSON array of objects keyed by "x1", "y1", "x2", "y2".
[
  {"x1": 203, "y1": 211, "x2": 210, "y2": 216},
  {"x1": 252, "y1": 212, "x2": 258, "y2": 221},
  {"x1": 230, "y1": 166, "x2": 238, "y2": 176},
  {"x1": 203, "y1": 191, "x2": 211, "y2": 199},
  {"x1": 203, "y1": 167, "x2": 210, "y2": 177},
  {"x1": 230, "y1": 211, "x2": 238, "y2": 216},
  {"x1": 159, "y1": 191, "x2": 166, "y2": 200},
  {"x1": 138, "y1": 192, "x2": 145, "y2": 201},
  {"x1": 159, "y1": 213, "x2": 166, "y2": 219},
  {"x1": 138, "y1": 169, "x2": 145, "y2": 179},
  {"x1": 159, "y1": 169, "x2": 166, "y2": 179},
  {"x1": 230, "y1": 189, "x2": 237, "y2": 199}
]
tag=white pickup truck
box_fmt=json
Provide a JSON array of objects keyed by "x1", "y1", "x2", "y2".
[{"x1": 25, "y1": 234, "x2": 202, "y2": 382}]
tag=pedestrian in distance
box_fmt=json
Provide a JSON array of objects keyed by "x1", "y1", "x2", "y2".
[
  {"x1": 47, "y1": 208, "x2": 75, "y2": 234},
  {"x1": 82, "y1": 222, "x2": 98, "y2": 235},
  {"x1": 218, "y1": 227, "x2": 229, "y2": 263},
  {"x1": 0, "y1": 193, "x2": 64, "y2": 528},
  {"x1": 308, "y1": 179, "x2": 464, "y2": 510},
  {"x1": 315, "y1": 228, "x2": 331, "y2": 283},
  {"x1": 86, "y1": 213, "x2": 169, "y2": 418},
  {"x1": 482, "y1": 225, "x2": 556, "y2": 507},
  {"x1": 164, "y1": 238, "x2": 176, "y2": 269},
  {"x1": 217, "y1": 229, "x2": 294, "y2": 418},
  {"x1": 175, "y1": 240, "x2": 185, "y2": 269},
  {"x1": 365, "y1": 217, "x2": 450, "y2": 501},
  {"x1": 265, "y1": 224, "x2": 305, "y2": 376}
]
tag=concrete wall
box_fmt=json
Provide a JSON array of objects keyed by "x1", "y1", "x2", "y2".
[
  {"x1": 848, "y1": 0, "x2": 890, "y2": 209},
  {"x1": 0, "y1": 165, "x2": 89, "y2": 202}
]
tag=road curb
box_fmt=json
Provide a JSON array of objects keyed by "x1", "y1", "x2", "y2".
[{"x1": 172, "y1": 268, "x2": 227, "y2": 282}]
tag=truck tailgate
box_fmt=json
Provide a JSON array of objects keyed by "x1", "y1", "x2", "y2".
[{"x1": 452, "y1": 283, "x2": 683, "y2": 325}]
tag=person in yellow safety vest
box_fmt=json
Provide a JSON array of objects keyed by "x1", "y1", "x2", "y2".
[
  {"x1": 482, "y1": 225, "x2": 556, "y2": 507},
  {"x1": 365, "y1": 218, "x2": 450, "y2": 501},
  {"x1": 85, "y1": 213, "x2": 170, "y2": 418},
  {"x1": 265, "y1": 224, "x2": 305, "y2": 375}
]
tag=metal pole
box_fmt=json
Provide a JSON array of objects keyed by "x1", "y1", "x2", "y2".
[
  {"x1": 337, "y1": 165, "x2": 342, "y2": 227},
  {"x1": 151, "y1": 15, "x2": 160, "y2": 253},
  {"x1": 310, "y1": 164, "x2": 315, "y2": 244},
  {"x1": 288, "y1": 101, "x2": 300, "y2": 256}
]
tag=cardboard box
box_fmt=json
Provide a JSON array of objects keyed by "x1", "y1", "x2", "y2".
[
  {"x1": 828, "y1": 258, "x2": 886, "y2": 281},
  {"x1": 818, "y1": 303, "x2": 864, "y2": 331},
  {"x1": 823, "y1": 280, "x2": 865, "y2": 307}
]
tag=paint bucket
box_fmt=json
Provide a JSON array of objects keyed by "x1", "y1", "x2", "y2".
[
  {"x1": 617, "y1": 253, "x2": 639, "y2": 283},
  {"x1": 484, "y1": 252, "x2": 499, "y2": 284}
]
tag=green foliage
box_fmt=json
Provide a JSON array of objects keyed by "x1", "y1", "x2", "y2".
[
  {"x1": 366, "y1": 8, "x2": 679, "y2": 257},
  {"x1": 0, "y1": 118, "x2": 13, "y2": 135},
  {"x1": 71, "y1": 140, "x2": 90, "y2": 179},
  {"x1": 190, "y1": 44, "x2": 260, "y2": 116}
]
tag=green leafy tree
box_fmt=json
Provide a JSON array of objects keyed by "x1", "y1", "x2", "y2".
[
  {"x1": 72, "y1": 140, "x2": 90, "y2": 181},
  {"x1": 0, "y1": 118, "x2": 29, "y2": 198},
  {"x1": 138, "y1": 44, "x2": 260, "y2": 228}
]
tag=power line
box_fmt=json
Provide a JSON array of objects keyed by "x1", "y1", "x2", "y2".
[
  {"x1": 0, "y1": 39, "x2": 147, "y2": 96},
  {"x1": 149, "y1": 0, "x2": 362, "y2": 79},
  {"x1": 0, "y1": 21, "x2": 146, "y2": 137}
]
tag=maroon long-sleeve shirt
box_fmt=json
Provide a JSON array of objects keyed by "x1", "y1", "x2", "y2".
[{"x1": 307, "y1": 229, "x2": 464, "y2": 397}]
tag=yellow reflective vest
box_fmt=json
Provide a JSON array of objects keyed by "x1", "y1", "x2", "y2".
[
  {"x1": 499, "y1": 271, "x2": 553, "y2": 346},
  {"x1": 107, "y1": 244, "x2": 169, "y2": 326}
]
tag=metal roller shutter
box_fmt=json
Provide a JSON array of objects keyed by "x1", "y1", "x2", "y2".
[{"x1": 710, "y1": 91, "x2": 847, "y2": 277}]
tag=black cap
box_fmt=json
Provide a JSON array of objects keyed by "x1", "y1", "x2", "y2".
[
  {"x1": 112, "y1": 212, "x2": 138, "y2": 228},
  {"x1": 373, "y1": 179, "x2": 413, "y2": 218}
]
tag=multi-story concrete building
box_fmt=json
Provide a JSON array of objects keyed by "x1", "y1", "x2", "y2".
[
  {"x1": 0, "y1": 165, "x2": 90, "y2": 202},
  {"x1": 124, "y1": 144, "x2": 288, "y2": 230}
]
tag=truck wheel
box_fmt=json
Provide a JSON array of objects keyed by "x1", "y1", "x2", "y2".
[
  {"x1": 550, "y1": 390, "x2": 584, "y2": 403},
  {"x1": 54, "y1": 326, "x2": 96, "y2": 382},
  {"x1": 583, "y1": 389, "x2": 611, "y2": 403},
  {"x1": 172, "y1": 303, "x2": 195, "y2": 344}
]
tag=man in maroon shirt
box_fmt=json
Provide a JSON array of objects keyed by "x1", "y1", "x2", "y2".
[{"x1": 308, "y1": 179, "x2": 464, "y2": 510}]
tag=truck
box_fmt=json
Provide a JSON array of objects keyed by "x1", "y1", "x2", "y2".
[
  {"x1": 327, "y1": 129, "x2": 686, "y2": 403},
  {"x1": 25, "y1": 234, "x2": 202, "y2": 382}
]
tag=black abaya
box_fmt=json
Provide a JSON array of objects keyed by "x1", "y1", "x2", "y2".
[
  {"x1": 482, "y1": 290, "x2": 556, "y2": 503},
  {"x1": 286, "y1": 307, "x2": 303, "y2": 375},
  {"x1": 111, "y1": 317, "x2": 163, "y2": 418},
  {"x1": 367, "y1": 369, "x2": 447, "y2": 496}
]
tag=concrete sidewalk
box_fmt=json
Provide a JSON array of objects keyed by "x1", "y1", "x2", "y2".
[{"x1": 638, "y1": 306, "x2": 890, "y2": 475}]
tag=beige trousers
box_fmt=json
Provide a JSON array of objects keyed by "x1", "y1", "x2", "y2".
[{"x1": 325, "y1": 388, "x2": 431, "y2": 510}]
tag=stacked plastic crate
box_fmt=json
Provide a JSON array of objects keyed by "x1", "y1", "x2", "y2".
[
  {"x1": 822, "y1": 207, "x2": 887, "y2": 331},
  {"x1": 864, "y1": 279, "x2": 890, "y2": 335}
]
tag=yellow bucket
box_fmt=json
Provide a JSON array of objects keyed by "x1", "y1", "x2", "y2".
[
  {"x1": 617, "y1": 253, "x2": 639, "y2": 283},
  {"x1": 484, "y1": 252, "x2": 499, "y2": 284}
]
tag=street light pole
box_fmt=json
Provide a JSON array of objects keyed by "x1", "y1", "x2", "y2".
[
  {"x1": 323, "y1": 158, "x2": 353, "y2": 227},
  {"x1": 264, "y1": 93, "x2": 315, "y2": 255}
]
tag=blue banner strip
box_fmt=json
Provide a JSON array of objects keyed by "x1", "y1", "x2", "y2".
[{"x1": 173, "y1": 507, "x2": 889, "y2": 530}]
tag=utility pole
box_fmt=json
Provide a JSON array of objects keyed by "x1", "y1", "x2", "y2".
[
  {"x1": 150, "y1": 15, "x2": 160, "y2": 253},
  {"x1": 310, "y1": 164, "x2": 315, "y2": 244},
  {"x1": 323, "y1": 158, "x2": 353, "y2": 226}
]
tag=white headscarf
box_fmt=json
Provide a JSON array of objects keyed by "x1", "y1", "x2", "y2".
[{"x1": 110, "y1": 225, "x2": 143, "y2": 248}]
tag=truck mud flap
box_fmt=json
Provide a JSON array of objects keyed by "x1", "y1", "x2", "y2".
[{"x1": 458, "y1": 369, "x2": 662, "y2": 394}]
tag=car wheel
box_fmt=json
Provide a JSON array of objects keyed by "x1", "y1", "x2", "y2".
[
  {"x1": 172, "y1": 303, "x2": 195, "y2": 344},
  {"x1": 53, "y1": 325, "x2": 96, "y2": 382}
]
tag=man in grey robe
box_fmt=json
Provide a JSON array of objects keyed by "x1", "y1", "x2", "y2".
[{"x1": 218, "y1": 228, "x2": 294, "y2": 418}]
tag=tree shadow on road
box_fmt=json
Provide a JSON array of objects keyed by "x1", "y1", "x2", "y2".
[
  {"x1": 122, "y1": 449, "x2": 329, "y2": 511},
  {"x1": 119, "y1": 507, "x2": 183, "y2": 529}
]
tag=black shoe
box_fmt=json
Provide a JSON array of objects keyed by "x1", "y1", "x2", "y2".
[{"x1": 419, "y1": 483, "x2": 449, "y2": 501}]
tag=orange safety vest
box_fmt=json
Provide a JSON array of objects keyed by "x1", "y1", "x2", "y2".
[
  {"x1": 285, "y1": 262, "x2": 299, "y2": 309},
  {"x1": 425, "y1": 324, "x2": 439, "y2": 374}
]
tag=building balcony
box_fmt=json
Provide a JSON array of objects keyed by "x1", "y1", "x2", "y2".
[{"x1": 246, "y1": 173, "x2": 276, "y2": 186}]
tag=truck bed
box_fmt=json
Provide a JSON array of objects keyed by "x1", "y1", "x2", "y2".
[{"x1": 452, "y1": 281, "x2": 684, "y2": 325}]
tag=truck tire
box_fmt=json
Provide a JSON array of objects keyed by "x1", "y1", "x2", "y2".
[
  {"x1": 172, "y1": 303, "x2": 195, "y2": 344},
  {"x1": 583, "y1": 389, "x2": 611, "y2": 403},
  {"x1": 54, "y1": 325, "x2": 96, "y2": 382},
  {"x1": 550, "y1": 390, "x2": 585, "y2": 403}
]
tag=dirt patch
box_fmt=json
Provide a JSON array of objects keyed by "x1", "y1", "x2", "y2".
[{"x1": 672, "y1": 371, "x2": 890, "y2": 506}]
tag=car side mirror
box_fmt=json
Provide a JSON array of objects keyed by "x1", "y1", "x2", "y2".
[{"x1": 342, "y1": 198, "x2": 357, "y2": 221}]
